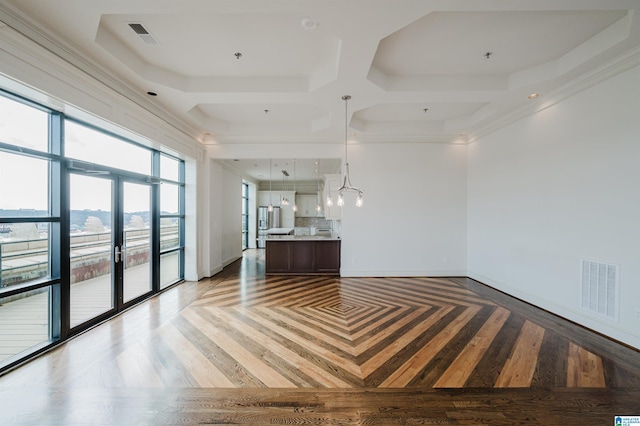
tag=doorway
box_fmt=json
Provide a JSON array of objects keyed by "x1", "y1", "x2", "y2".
[{"x1": 69, "y1": 173, "x2": 154, "y2": 329}]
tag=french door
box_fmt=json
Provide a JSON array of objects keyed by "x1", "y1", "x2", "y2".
[
  {"x1": 121, "y1": 181, "x2": 153, "y2": 304},
  {"x1": 69, "y1": 173, "x2": 154, "y2": 329}
]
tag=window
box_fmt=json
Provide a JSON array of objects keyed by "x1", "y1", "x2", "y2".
[
  {"x1": 0, "y1": 94, "x2": 49, "y2": 152},
  {"x1": 160, "y1": 154, "x2": 180, "y2": 181},
  {"x1": 0, "y1": 288, "x2": 52, "y2": 364},
  {"x1": 65, "y1": 120, "x2": 152, "y2": 175},
  {"x1": 159, "y1": 154, "x2": 184, "y2": 289},
  {"x1": 0, "y1": 152, "x2": 50, "y2": 217},
  {"x1": 0, "y1": 91, "x2": 60, "y2": 366},
  {"x1": 0, "y1": 89, "x2": 186, "y2": 373},
  {"x1": 242, "y1": 182, "x2": 249, "y2": 250}
]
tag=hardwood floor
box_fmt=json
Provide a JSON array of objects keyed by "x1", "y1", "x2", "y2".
[{"x1": 1, "y1": 249, "x2": 639, "y2": 425}]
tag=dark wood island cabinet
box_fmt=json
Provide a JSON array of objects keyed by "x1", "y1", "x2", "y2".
[{"x1": 265, "y1": 238, "x2": 341, "y2": 275}]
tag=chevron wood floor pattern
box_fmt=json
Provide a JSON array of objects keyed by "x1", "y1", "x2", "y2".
[
  {"x1": 1, "y1": 249, "x2": 639, "y2": 425},
  {"x1": 143, "y1": 273, "x2": 629, "y2": 390}
]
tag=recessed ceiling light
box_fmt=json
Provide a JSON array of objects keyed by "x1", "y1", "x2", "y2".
[
  {"x1": 202, "y1": 133, "x2": 214, "y2": 144},
  {"x1": 146, "y1": 91, "x2": 157, "y2": 96},
  {"x1": 528, "y1": 93, "x2": 540, "y2": 99},
  {"x1": 301, "y1": 17, "x2": 318, "y2": 30}
]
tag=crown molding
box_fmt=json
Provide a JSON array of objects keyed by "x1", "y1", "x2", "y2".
[{"x1": 468, "y1": 44, "x2": 640, "y2": 145}]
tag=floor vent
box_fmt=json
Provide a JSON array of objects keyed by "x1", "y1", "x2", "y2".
[
  {"x1": 581, "y1": 259, "x2": 618, "y2": 320},
  {"x1": 127, "y1": 23, "x2": 161, "y2": 46}
]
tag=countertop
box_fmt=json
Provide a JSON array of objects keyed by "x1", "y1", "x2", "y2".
[
  {"x1": 266, "y1": 227, "x2": 294, "y2": 235},
  {"x1": 266, "y1": 235, "x2": 341, "y2": 241}
]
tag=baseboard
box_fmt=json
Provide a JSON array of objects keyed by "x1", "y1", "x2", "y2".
[
  {"x1": 340, "y1": 269, "x2": 468, "y2": 277},
  {"x1": 208, "y1": 265, "x2": 223, "y2": 277},
  {"x1": 222, "y1": 255, "x2": 242, "y2": 268}
]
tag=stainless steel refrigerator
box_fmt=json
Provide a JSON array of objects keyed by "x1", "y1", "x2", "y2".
[{"x1": 257, "y1": 206, "x2": 280, "y2": 248}]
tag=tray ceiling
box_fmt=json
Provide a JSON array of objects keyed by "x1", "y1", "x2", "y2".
[{"x1": 2, "y1": 1, "x2": 639, "y2": 146}]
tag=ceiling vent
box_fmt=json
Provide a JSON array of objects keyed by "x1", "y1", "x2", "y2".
[
  {"x1": 581, "y1": 259, "x2": 619, "y2": 321},
  {"x1": 127, "y1": 22, "x2": 160, "y2": 46}
]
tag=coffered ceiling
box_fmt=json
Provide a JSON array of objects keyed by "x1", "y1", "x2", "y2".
[{"x1": 2, "y1": 0, "x2": 640, "y2": 147}]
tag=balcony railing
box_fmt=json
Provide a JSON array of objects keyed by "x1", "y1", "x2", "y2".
[{"x1": 0, "y1": 226, "x2": 179, "y2": 290}]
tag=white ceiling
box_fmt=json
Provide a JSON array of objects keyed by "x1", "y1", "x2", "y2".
[
  {"x1": 224, "y1": 158, "x2": 341, "y2": 182},
  {"x1": 2, "y1": 0, "x2": 640, "y2": 155}
]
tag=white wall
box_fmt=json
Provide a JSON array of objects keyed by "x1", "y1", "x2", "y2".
[
  {"x1": 207, "y1": 161, "x2": 223, "y2": 276},
  {"x1": 185, "y1": 157, "x2": 203, "y2": 281},
  {"x1": 247, "y1": 182, "x2": 258, "y2": 249},
  {"x1": 341, "y1": 143, "x2": 467, "y2": 276},
  {"x1": 221, "y1": 166, "x2": 242, "y2": 265},
  {"x1": 207, "y1": 160, "x2": 245, "y2": 272},
  {"x1": 467, "y1": 64, "x2": 640, "y2": 349}
]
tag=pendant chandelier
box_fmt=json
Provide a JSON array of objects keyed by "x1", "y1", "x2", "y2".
[
  {"x1": 292, "y1": 159, "x2": 298, "y2": 212},
  {"x1": 316, "y1": 159, "x2": 322, "y2": 213},
  {"x1": 336, "y1": 95, "x2": 364, "y2": 207},
  {"x1": 280, "y1": 169, "x2": 290, "y2": 206}
]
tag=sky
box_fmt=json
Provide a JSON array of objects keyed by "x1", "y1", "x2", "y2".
[
  {"x1": 0, "y1": 157, "x2": 176, "y2": 213},
  {"x1": 1, "y1": 95, "x2": 179, "y2": 214}
]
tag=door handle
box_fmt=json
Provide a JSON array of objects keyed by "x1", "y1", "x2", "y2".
[{"x1": 114, "y1": 246, "x2": 121, "y2": 264}]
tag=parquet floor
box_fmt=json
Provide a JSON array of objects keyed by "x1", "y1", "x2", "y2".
[{"x1": 1, "y1": 249, "x2": 639, "y2": 425}]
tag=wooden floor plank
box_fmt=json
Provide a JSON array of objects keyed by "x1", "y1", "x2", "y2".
[
  {"x1": 266, "y1": 306, "x2": 355, "y2": 349},
  {"x1": 531, "y1": 331, "x2": 569, "y2": 388},
  {"x1": 360, "y1": 306, "x2": 453, "y2": 378},
  {"x1": 567, "y1": 342, "x2": 606, "y2": 387},
  {"x1": 156, "y1": 322, "x2": 235, "y2": 388},
  {"x1": 433, "y1": 306, "x2": 511, "y2": 388},
  {"x1": 347, "y1": 306, "x2": 402, "y2": 338},
  {"x1": 180, "y1": 307, "x2": 297, "y2": 388},
  {"x1": 116, "y1": 342, "x2": 164, "y2": 388},
  {"x1": 353, "y1": 307, "x2": 430, "y2": 354},
  {"x1": 145, "y1": 333, "x2": 200, "y2": 388},
  {"x1": 240, "y1": 306, "x2": 362, "y2": 377},
  {"x1": 209, "y1": 306, "x2": 354, "y2": 387},
  {"x1": 379, "y1": 305, "x2": 481, "y2": 387},
  {"x1": 494, "y1": 320, "x2": 546, "y2": 387},
  {"x1": 3, "y1": 387, "x2": 639, "y2": 425}
]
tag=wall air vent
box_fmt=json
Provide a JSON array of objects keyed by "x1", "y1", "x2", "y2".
[
  {"x1": 580, "y1": 259, "x2": 619, "y2": 321},
  {"x1": 127, "y1": 22, "x2": 160, "y2": 46}
]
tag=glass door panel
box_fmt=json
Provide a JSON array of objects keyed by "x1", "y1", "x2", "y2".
[
  {"x1": 69, "y1": 174, "x2": 114, "y2": 327},
  {"x1": 122, "y1": 181, "x2": 152, "y2": 303}
]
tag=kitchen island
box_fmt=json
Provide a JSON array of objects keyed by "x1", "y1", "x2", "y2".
[{"x1": 265, "y1": 235, "x2": 341, "y2": 275}]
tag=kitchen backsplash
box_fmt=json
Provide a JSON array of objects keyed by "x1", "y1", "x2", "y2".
[{"x1": 294, "y1": 217, "x2": 332, "y2": 228}]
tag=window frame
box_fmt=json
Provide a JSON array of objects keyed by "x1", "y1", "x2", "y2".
[{"x1": 157, "y1": 153, "x2": 185, "y2": 289}]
